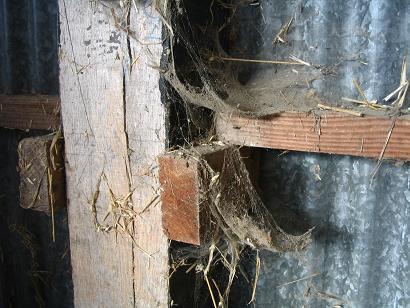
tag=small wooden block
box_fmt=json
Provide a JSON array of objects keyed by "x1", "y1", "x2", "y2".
[
  {"x1": 158, "y1": 145, "x2": 259, "y2": 246},
  {"x1": 18, "y1": 134, "x2": 65, "y2": 212}
]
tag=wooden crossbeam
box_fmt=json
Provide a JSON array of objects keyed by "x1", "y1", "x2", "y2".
[
  {"x1": 0, "y1": 95, "x2": 60, "y2": 130},
  {"x1": 216, "y1": 112, "x2": 410, "y2": 160}
]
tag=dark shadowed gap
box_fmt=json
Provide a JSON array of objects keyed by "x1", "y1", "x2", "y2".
[{"x1": 0, "y1": 0, "x2": 73, "y2": 307}]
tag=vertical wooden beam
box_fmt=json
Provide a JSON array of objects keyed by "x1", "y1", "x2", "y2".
[
  {"x1": 126, "y1": 3, "x2": 169, "y2": 307},
  {"x1": 59, "y1": 1, "x2": 168, "y2": 307}
]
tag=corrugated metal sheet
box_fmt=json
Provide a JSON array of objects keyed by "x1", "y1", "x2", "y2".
[
  {"x1": 0, "y1": 1, "x2": 72, "y2": 307},
  {"x1": 239, "y1": 1, "x2": 410, "y2": 306},
  {"x1": 257, "y1": 0, "x2": 410, "y2": 105},
  {"x1": 227, "y1": 0, "x2": 410, "y2": 109},
  {"x1": 0, "y1": 0, "x2": 59, "y2": 94},
  {"x1": 171, "y1": 0, "x2": 409, "y2": 306},
  {"x1": 214, "y1": 0, "x2": 410, "y2": 306},
  {"x1": 1, "y1": 0, "x2": 408, "y2": 307},
  {"x1": 258, "y1": 151, "x2": 409, "y2": 307}
]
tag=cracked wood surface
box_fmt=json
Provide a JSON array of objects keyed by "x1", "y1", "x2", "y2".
[
  {"x1": 217, "y1": 113, "x2": 410, "y2": 160},
  {"x1": 59, "y1": 1, "x2": 168, "y2": 307}
]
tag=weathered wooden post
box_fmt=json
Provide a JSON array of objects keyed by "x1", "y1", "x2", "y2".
[{"x1": 59, "y1": 1, "x2": 168, "y2": 306}]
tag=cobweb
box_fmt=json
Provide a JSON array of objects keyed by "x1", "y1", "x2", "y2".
[
  {"x1": 124, "y1": 1, "x2": 317, "y2": 306},
  {"x1": 169, "y1": 146, "x2": 312, "y2": 306},
  {"x1": 199, "y1": 147, "x2": 312, "y2": 253},
  {"x1": 156, "y1": 0, "x2": 326, "y2": 118},
  {"x1": 155, "y1": 1, "x2": 314, "y2": 305}
]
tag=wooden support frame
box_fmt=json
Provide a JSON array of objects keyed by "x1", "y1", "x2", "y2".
[
  {"x1": 0, "y1": 95, "x2": 59, "y2": 130},
  {"x1": 216, "y1": 113, "x2": 410, "y2": 160}
]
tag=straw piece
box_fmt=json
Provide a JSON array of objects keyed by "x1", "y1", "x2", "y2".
[
  {"x1": 273, "y1": 16, "x2": 294, "y2": 45},
  {"x1": 400, "y1": 57, "x2": 407, "y2": 85},
  {"x1": 205, "y1": 274, "x2": 218, "y2": 308},
  {"x1": 370, "y1": 115, "x2": 398, "y2": 183},
  {"x1": 289, "y1": 55, "x2": 311, "y2": 67},
  {"x1": 248, "y1": 250, "x2": 261, "y2": 304},
  {"x1": 341, "y1": 97, "x2": 389, "y2": 110},
  {"x1": 317, "y1": 103, "x2": 363, "y2": 117},
  {"x1": 383, "y1": 83, "x2": 406, "y2": 102},
  {"x1": 393, "y1": 57, "x2": 408, "y2": 108},
  {"x1": 276, "y1": 272, "x2": 320, "y2": 288},
  {"x1": 395, "y1": 82, "x2": 409, "y2": 108},
  {"x1": 353, "y1": 79, "x2": 369, "y2": 104},
  {"x1": 212, "y1": 56, "x2": 307, "y2": 66}
]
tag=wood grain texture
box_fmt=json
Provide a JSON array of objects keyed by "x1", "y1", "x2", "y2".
[
  {"x1": 159, "y1": 146, "x2": 260, "y2": 246},
  {"x1": 0, "y1": 95, "x2": 59, "y2": 130},
  {"x1": 125, "y1": 3, "x2": 169, "y2": 307},
  {"x1": 59, "y1": 1, "x2": 168, "y2": 307},
  {"x1": 158, "y1": 146, "x2": 227, "y2": 246},
  {"x1": 217, "y1": 113, "x2": 410, "y2": 160},
  {"x1": 159, "y1": 151, "x2": 202, "y2": 245}
]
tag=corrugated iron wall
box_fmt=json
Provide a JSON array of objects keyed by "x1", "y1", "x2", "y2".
[
  {"x1": 0, "y1": 0, "x2": 59, "y2": 94},
  {"x1": 0, "y1": 1, "x2": 73, "y2": 307},
  {"x1": 240, "y1": 0, "x2": 409, "y2": 306},
  {"x1": 258, "y1": 151, "x2": 409, "y2": 307},
  {"x1": 259, "y1": 0, "x2": 410, "y2": 105},
  {"x1": 167, "y1": 1, "x2": 409, "y2": 305},
  {"x1": 229, "y1": 0, "x2": 410, "y2": 108}
]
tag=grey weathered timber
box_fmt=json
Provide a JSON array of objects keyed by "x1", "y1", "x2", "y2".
[
  {"x1": 18, "y1": 134, "x2": 65, "y2": 213},
  {"x1": 125, "y1": 2, "x2": 169, "y2": 307},
  {"x1": 59, "y1": 1, "x2": 168, "y2": 307}
]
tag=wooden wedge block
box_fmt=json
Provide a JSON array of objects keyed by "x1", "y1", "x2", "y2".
[
  {"x1": 18, "y1": 134, "x2": 65, "y2": 213},
  {"x1": 158, "y1": 145, "x2": 259, "y2": 246}
]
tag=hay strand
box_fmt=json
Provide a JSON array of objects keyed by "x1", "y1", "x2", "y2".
[
  {"x1": 248, "y1": 250, "x2": 261, "y2": 304},
  {"x1": 276, "y1": 272, "x2": 320, "y2": 288},
  {"x1": 317, "y1": 103, "x2": 363, "y2": 117},
  {"x1": 341, "y1": 97, "x2": 389, "y2": 110},
  {"x1": 205, "y1": 274, "x2": 218, "y2": 308},
  {"x1": 353, "y1": 79, "x2": 369, "y2": 105},
  {"x1": 211, "y1": 56, "x2": 309, "y2": 66},
  {"x1": 273, "y1": 16, "x2": 294, "y2": 45}
]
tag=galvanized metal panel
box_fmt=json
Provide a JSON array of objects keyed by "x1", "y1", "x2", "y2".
[
  {"x1": 0, "y1": 1, "x2": 72, "y2": 308},
  {"x1": 220, "y1": 0, "x2": 410, "y2": 306},
  {"x1": 258, "y1": 151, "x2": 409, "y2": 307},
  {"x1": 229, "y1": 0, "x2": 410, "y2": 108},
  {"x1": 0, "y1": 0, "x2": 59, "y2": 94}
]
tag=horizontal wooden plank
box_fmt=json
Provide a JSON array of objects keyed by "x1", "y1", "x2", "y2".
[
  {"x1": 0, "y1": 95, "x2": 60, "y2": 130},
  {"x1": 216, "y1": 112, "x2": 410, "y2": 160}
]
